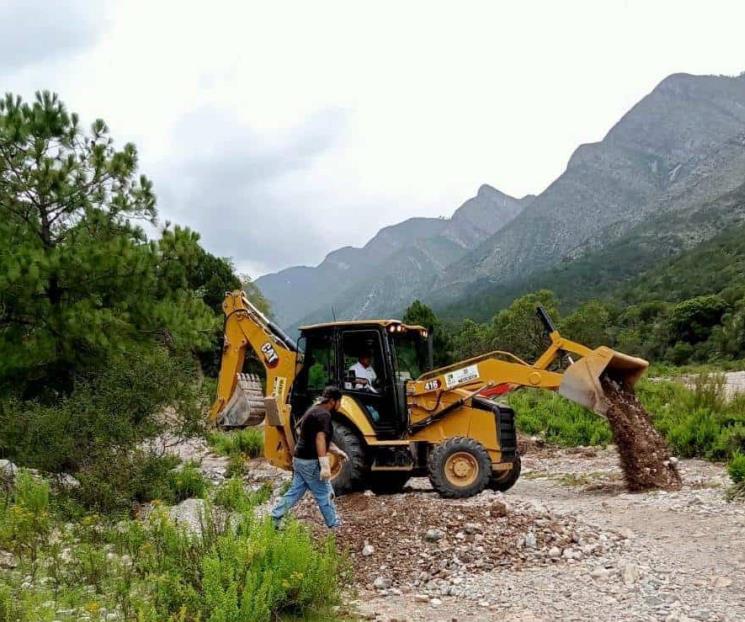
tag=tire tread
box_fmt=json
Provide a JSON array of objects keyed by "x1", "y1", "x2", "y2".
[{"x1": 428, "y1": 436, "x2": 491, "y2": 498}]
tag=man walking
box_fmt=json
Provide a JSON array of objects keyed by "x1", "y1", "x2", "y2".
[{"x1": 271, "y1": 385, "x2": 348, "y2": 529}]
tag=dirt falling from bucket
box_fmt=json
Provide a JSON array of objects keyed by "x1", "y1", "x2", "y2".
[{"x1": 601, "y1": 378, "x2": 682, "y2": 492}]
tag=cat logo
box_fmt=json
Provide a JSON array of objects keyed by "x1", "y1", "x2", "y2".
[
  {"x1": 424, "y1": 379, "x2": 441, "y2": 391},
  {"x1": 260, "y1": 342, "x2": 279, "y2": 368}
]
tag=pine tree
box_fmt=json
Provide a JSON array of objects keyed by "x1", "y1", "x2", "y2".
[
  {"x1": 0, "y1": 92, "x2": 214, "y2": 396},
  {"x1": 403, "y1": 299, "x2": 453, "y2": 366}
]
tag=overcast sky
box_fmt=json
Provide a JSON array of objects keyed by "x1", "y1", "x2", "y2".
[{"x1": 3, "y1": 0, "x2": 745, "y2": 276}]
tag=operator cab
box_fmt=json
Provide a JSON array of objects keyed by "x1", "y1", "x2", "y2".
[{"x1": 291, "y1": 320, "x2": 433, "y2": 438}]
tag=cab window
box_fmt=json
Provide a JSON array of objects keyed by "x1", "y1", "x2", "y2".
[
  {"x1": 304, "y1": 333, "x2": 336, "y2": 390},
  {"x1": 342, "y1": 330, "x2": 384, "y2": 392},
  {"x1": 392, "y1": 332, "x2": 429, "y2": 380}
]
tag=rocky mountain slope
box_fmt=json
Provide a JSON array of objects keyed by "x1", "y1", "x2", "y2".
[
  {"x1": 258, "y1": 72, "x2": 745, "y2": 327},
  {"x1": 429, "y1": 72, "x2": 745, "y2": 309},
  {"x1": 256, "y1": 185, "x2": 529, "y2": 326},
  {"x1": 442, "y1": 179, "x2": 745, "y2": 320}
]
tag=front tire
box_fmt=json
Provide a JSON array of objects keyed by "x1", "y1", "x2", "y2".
[
  {"x1": 489, "y1": 454, "x2": 521, "y2": 492},
  {"x1": 331, "y1": 422, "x2": 366, "y2": 495},
  {"x1": 428, "y1": 437, "x2": 491, "y2": 498}
]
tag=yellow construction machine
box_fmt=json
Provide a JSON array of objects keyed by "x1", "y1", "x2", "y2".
[{"x1": 210, "y1": 291, "x2": 648, "y2": 498}]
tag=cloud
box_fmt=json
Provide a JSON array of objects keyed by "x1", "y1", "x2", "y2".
[
  {"x1": 153, "y1": 106, "x2": 351, "y2": 275},
  {"x1": 0, "y1": 0, "x2": 105, "y2": 74}
]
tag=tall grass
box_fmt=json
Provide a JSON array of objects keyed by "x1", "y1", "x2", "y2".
[
  {"x1": 637, "y1": 376, "x2": 745, "y2": 461},
  {"x1": 208, "y1": 428, "x2": 264, "y2": 459},
  {"x1": 729, "y1": 453, "x2": 745, "y2": 483},
  {"x1": 509, "y1": 389, "x2": 612, "y2": 447},
  {"x1": 0, "y1": 474, "x2": 343, "y2": 622}
]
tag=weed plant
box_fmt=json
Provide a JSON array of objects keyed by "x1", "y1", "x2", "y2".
[
  {"x1": 208, "y1": 428, "x2": 264, "y2": 459},
  {"x1": 728, "y1": 452, "x2": 745, "y2": 483}
]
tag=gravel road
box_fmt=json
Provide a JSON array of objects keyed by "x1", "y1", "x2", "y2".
[{"x1": 351, "y1": 446, "x2": 745, "y2": 622}]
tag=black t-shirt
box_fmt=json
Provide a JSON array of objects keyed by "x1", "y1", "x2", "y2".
[{"x1": 294, "y1": 405, "x2": 333, "y2": 459}]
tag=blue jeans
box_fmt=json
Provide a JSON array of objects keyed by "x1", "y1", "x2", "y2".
[{"x1": 271, "y1": 457, "x2": 340, "y2": 528}]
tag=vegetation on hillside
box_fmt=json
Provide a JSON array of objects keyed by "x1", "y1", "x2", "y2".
[
  {"x1": 437, "y1": 220, "x2": 745, "y2": 369},
  {"x1": 441, "y1": 180, "x2": 745, "y2": 322}
]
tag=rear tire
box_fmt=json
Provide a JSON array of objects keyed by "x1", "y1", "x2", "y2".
[
  {"x1": 489, "y1": 454, "x2": 521, "y2": 492},
  {"x1": 331, "y1": 422, "x2": 366, "y2": 495},
  {"x1": 366, "y1": 472, "x2": 410, "y2": 495},
  {"x1": 428, "y1": 437, "x2": 491, "y2": 498}
]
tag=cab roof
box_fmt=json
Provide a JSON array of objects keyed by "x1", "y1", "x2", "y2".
[{"x1": 299, "y1": 319, "x2": 427, "y2": 332}]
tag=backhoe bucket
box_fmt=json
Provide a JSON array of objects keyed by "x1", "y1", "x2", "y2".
[
  {"x1": 218, "y1": 373, "x2": 267, "y2": 427},
  {"x1": 558, "y1": 347, "x2": 648, "y2": 416}
]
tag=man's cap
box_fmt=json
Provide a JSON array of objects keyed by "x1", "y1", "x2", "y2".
[{"x1": 320, "y1": 385, "x2": 343, "y2": 402}]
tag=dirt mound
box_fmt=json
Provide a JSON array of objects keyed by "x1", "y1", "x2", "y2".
[
  {"x1": 295, "y1": 490, "x2": 620, "y2": 590},
  {"x1": 601, "y1": 378, "x2": 682, "y2": 492}
]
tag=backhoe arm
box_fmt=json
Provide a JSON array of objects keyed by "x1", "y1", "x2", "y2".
[
  {"x1": 407, "y1": 324, "x2": 648, "y2": 422},
  {"x1": 209, "y1": 291, "x2": 298, "y2": 425}
]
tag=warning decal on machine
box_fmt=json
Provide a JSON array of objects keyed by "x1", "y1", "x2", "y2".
[
  {"x1": 272, "y1": 376, "x2": 287, "y2": 401},
  {"x1": 444, "y1": 364, "x2": 480, "y2": 388}
]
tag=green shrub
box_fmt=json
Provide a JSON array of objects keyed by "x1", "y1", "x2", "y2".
[
  {"x1": 637, "y1": 377, "x2": 745, "y2": 461},
  {"x1": 663, "y1": 408, "x2": 723, "y2": 459},
  {"x1": 0, "y1": 349, "x2": 211, "y2": 514},
  {"x1": 729, "y1": 453, "x2": 745, "y2": 483},
  {"x1": 226, "y1": 453, "x2": 249, "y2": 478},
  {"x1": 214, "y1": 476, "x2": 250, "y2": 511},
  {"x1": 510, "y1": 389, "x2": 612, "y2": 446},
  {"x1": 167, "y1": 463, "x2": 208, "y2": 502},
  {"x1": 110, "y1": 508, "x2": 342, "y2": 621},
  {"x1": 0, "y1": 348, "x2": 206, "y2": 475},
  {"x1": 0, "y1": 499, "x2": 344, "y2": 621},
  {"x1": 0, "y1": 585, "x2": 19, "y2": 622},
  {"x1": 0, "y1": 471, "x2": 51, "y2": 567},
  {"x1": 208, "y1": 428, "x2": 264, "y2": 459},
  {"x1": 75, "y1": 450, "x2": 180, "y2": 514},
  {"x1": 511, "y1": 375, "x2": 745, "y2": 464},
  {"x1": 197, "y1": 518, "x2": 341, "y2": 621},
  {"x1": 215, "y1": 478, "x2": 272, "y2": 511}
]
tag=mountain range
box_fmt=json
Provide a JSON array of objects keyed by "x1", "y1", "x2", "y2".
[{"x1": 256, "y1": 72, "x2": 745, "y2": 329}]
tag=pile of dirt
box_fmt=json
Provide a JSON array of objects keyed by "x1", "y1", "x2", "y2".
[
  {"x1": 294, "y1": 490, "x2": 621, "y2": 590},
  {"x1": 601, "y1": 378, "x2": 682, "y2": 492}
]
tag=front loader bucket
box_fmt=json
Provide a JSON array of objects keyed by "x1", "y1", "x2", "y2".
[
  {"x1": 218, "y1": 373, "x2": 267, "y2": 427},
  {"x1": 558, "y1": 347, "x2": 648, "y2": 416}
]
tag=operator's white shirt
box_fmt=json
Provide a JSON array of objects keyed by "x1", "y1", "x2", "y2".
[{"x1": 349, "y1": 361, "x2": 378, "y2": 392}]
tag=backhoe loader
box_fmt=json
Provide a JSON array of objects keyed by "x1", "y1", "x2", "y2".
[{"x1": 210, "y1": 291, "x2": 648, "y2": 498}]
